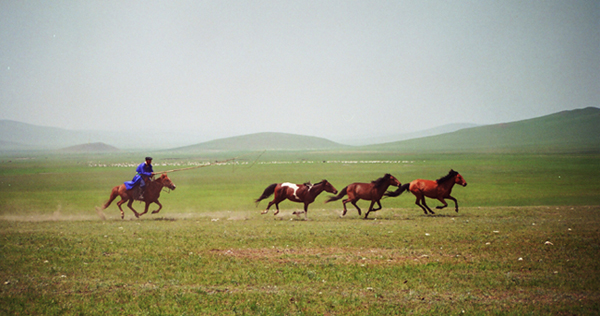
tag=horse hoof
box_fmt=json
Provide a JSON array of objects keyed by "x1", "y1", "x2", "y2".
[{"x1": 261, "y1": 210, "x2": 268, "y2": 214}]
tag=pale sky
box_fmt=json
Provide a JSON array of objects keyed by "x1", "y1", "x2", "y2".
[{"x1": 1, "y1": 1, "x2": 598, "y2": 143}]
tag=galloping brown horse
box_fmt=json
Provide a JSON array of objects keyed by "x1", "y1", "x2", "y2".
[
  {"x1": 385, "y1": 169, "x2": 466, "y2": 214},
  {"x1": 255, "y1": 180, "x2": 338, "y2": 218},
  {"x1": 100, "y1": 173, "x2": 176, "y2": 219},
  {"x1": 325, "y1": 173, "x2": 401, "y2": 219}
]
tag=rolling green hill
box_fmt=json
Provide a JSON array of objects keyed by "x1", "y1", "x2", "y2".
[
  {"x1": 172, "y1": 132, "x2": 347, "y2": 152},
  {"x1": 366, "y1": 107, "x2": 600, "y2": 153},
  {"x1": 2, "y1": 107, "x2": 598, "y2": 153},
  {"x1": 58, "y1": 142, "x2": 120, "y2": 153}
]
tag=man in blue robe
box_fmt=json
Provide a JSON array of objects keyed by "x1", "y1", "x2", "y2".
[{"x1": 124, "y1": 157, "x2": 155, "y2": 199}]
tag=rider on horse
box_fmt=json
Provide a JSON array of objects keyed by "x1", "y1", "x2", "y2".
[{"x1": 124, "y1": 157, "x2": 155, "y2": 200}]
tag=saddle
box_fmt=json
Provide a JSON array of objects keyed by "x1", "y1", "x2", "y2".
[
  {"x1": 304, "y1": 181, "x2": 313, "y2": 190},
  {"x1": 133, "y1": 185, "x2": 145, "y2": 201},
  {"x1": 133, "y1": 176, "x2": 152, "y2": 201}
]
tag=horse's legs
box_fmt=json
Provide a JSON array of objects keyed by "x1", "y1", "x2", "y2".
[
  {"x1": 420, "y1": 197, "x2": 435, "y2": 215},
  {"x1": 139, "y1": 202, "x2": 151, "y2": 216},
  {"x1": 364, "y1": 201, "x2": 377, "y2": 219},
  {"x1": 415, "y1": 195, "x2": 433, "y2": 215},
  {"x1": 125, "y1": 199, "x2": 140, "y2": 218},
  {"x1": 292, "y1": 202, "x2": 309, "y2": 217},
  {"x1": 349, "y1": 200, "x2": 362, "y2": 216},
  {"x1": 445, "y1": 196, "x2": 459, "y2": 212},
  {"x1": 301, "y1": 203, "x2": 309, "y2": 219},
  {"x1": 116, "y1": 199, "x2": 127, "y2": 219},
  {"x1": 262, "y1": 197, "x2": 284, "y2": 215},
  {"x1": 435, "y1": 198, "x2": 449, "y2": 210},
  {"x1": 262, "y1": 200, "x2": 275, "y2": 214},
  {"x1": 341, "y1": 199, "x2": 351, "y2": 216},
  {"x1": 372, "y1": 200, "x2": 382, "y2": 211},
  {"x1": 152, "y1": 201, "x2": 163, "y2": 214}
]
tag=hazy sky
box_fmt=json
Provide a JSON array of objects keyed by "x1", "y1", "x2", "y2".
[{"x1": 1, "y1": 1, "x2": 598, "y2": 142}]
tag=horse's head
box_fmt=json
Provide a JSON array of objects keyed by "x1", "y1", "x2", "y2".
[
  {"x1": 321, "y1": 180, "x2": 338, "y2": 195},
  {"x1": 388, "y1": 174, "x2": 401, "y2": 187},
  {"x1": 453, "y1": 170, "x2": 467, "y2": 187},
  {"x1": 157, "y1": 173, "x2": 176, "y2": 190},
  {"x1": 379, "y1": 174, "x2": 401, "y2": 187}
]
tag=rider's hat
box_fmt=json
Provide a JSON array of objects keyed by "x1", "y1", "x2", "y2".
[{"x1": 145, "y1": 157, "x2": 153, "y2": 161}]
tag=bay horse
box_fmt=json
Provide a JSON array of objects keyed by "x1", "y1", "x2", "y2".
[
  {"x1": 255, "y1": 180, "x2": 338, "y2": 218},
  {"x1": 100, "y1": 173, "x2": 176, "y2": 219},
  {"x1": 325, "y1": 173, "x2": 401, "y2": 219},
  {"x1": 385, "y1": 169, "x2": 466, "y2": 214}
]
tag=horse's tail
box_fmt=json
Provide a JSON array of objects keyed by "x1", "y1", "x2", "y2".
[
  {"x1": 102, "y1": 186, "x2": 120, "y2": 209},
  {"x1": 385, "y1": 183, "x2": 409, "y2": 197},
  {"x1": 255, "y1": 183, "x2": 277, "y2": 205},
  {"x1": 325, "y1": 186, "x2": 347, "y2": 203}
]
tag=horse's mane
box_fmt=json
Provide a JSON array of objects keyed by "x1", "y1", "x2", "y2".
[
  {"x1": 436, "y1": 170, "x2": 458, "y2": 184},
  {"x1": 309, "y1": 180, "x2": 327, "y2": 188},
  {"x1": 372, "y1": 174, "x2": 391, "y2": 188}
]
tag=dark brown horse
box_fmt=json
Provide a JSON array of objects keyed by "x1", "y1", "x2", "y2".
[
  {"x1": 385, "y1": 169, "x2": 466, "y2": 214},
  {"x1": 100, "y1": 173, "x2": 176, "y2": 219},
  {"x1": 255, "y1": 180, "x2": 338, "y2": 218},
  {"x1": 325, "y1": 173, "x2": 401, "y2": 219}
]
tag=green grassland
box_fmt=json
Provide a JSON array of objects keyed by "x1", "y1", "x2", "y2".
[
  {"x1": 1, "y1": 151, "x2": 599, "y2": 217},
  {"x1": 1, "y1": 151, "x2": 600, "y2": 314}
]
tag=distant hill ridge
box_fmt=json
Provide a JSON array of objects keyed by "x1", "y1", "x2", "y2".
[
  {"x1": 1, "y1": 107, "x2": 599, "y2": 153},
  {"x1": 173, "y1": 132, "x2": 346, "y2": 152},
  {"x1": 344, "y1": 123, "x2": 479, "y2": 145},
  {"x1": 366, "y1": 107, "x2": 600, "y2": 153},
  {"x1": 59, "y1": 142, "x2": 120, "y2": 153}
]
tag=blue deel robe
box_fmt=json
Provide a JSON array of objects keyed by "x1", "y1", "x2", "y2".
[{"x1": 124, "y1": 162, "x2": 154, "y2": 190}]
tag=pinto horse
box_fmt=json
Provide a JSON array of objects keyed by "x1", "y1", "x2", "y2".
[
  {"x1": 325, "y1": 173, "x2": 401, "y2": 219},
  {"x1": 385, "y1": 169, "x2": 466, "y2": 214},
  {"x1": 255, "y1": 180, "x2": 338, "y2": 218},
  {"x1": 100, "y1": 173, "x2": 176, "y2": 219}
]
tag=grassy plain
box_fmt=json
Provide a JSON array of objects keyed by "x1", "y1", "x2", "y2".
[{"x1": 1, "y1": 151, "x2": 599, "y2": 314}]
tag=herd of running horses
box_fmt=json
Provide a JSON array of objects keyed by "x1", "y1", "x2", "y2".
[{"x1": 100, "y1": 169, "x2": 467, "y2": 220}]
